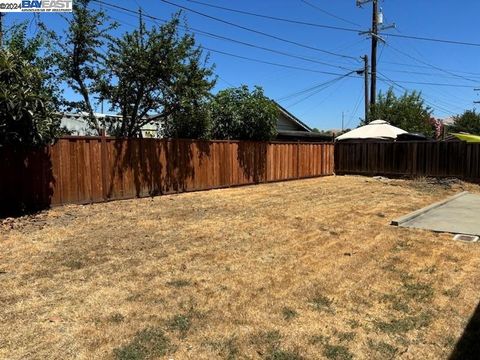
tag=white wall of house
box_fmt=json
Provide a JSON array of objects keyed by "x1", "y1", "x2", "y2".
[{"x1": 61, "y1": 113, "x2": 162, "y2": 138}]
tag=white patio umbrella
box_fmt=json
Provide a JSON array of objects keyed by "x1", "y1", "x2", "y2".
[{"x1": 335, "y1": 119, "x2": 407, "y2": 141}]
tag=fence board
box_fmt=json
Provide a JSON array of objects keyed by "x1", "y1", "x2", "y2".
[
  {"x1": 0, "y1": 138, "x2": 334, "y2": 215},
  {"x1": 335, "y1": 141, "x2": 480, "y2": 181}
]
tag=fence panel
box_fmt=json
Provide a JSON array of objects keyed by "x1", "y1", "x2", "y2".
[
  {"x1": 335, "y1": 141, "x2": 480, "y2": 181},
  {"x1": 0, "y1": 138, "x2": 334, "y2": 215}
]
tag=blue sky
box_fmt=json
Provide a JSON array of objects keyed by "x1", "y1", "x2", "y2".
[{"x1": 4, "y1": 0, "x2": 480, "y2": 130}]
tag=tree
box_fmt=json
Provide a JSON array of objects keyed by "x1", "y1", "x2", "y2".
[
  {"x1": 366, "y1": 88, "x2": 434, "y2": 137},
  {"x1": 209, "y1": 86, "x2": 278, "y2": 141},
  {"x1": 53, "y1": 0, "x2": 117, "y2": 135},
  {"x1": 101, "y1": 14, "x2": 215, "y2": 138},
  {"x1": 0, "y1": 49, "x2": 62, "y2": 146},
  {"x1": 161, "y1": 103, "x2": 211, "y2": 139},
  {"x1": 7, "y1": 21, "x2": 63, "y2": 110},
  {"x1": 449, "y1": 110, "x2": 480, "y2": 135}
]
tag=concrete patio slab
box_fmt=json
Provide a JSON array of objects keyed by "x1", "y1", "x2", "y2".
[{"x1": 392, "y1": 192, "x2": 480, "y2": 236}]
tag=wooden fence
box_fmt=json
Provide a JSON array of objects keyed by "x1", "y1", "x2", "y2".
[
  {"x1": 335, "y1": 141, "x2": 480, "y2": 180},
  {"x1": 0, "y1": 137, "x2": 334, "y2": 215}
]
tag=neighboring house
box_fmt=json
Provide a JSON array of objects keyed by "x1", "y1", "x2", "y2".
[
  {"x1": 61, "y1": 104, "x2": 330, "y2": 142},
  {"x1": 275, "y1": 103, "x2": 332, "y2": 142},
  {"x1": 61, "y1": 113, "x2": 160, "y2": 138}
]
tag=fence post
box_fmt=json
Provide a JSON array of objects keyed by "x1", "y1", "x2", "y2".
[
  {"x1": 100, "y1": 129, "x2": 108, "y2": 200},
  {"x1": 265, "y1": 141, "x2": 269, "y2": 183},
  {"x1": 296, "y1": 141, "x2": 300, "y2": 179}
]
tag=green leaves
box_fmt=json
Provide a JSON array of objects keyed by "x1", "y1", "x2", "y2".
[
  {"x1": 367, "y1": 88, "x2": 434, "y2": 137},
  {"x1": 0, "y1": 50, "x2": 63, "y2": 146},
  {"x1": 54, "y1": 0, "x2": 118, "y2": 134},
  {"x1": 450, "y1": 110, "x2": 480, "y2": 135},
  {"x1": 210, "y1": 85, "x2": 278, "y2": 141},
  {"x1": 102, "y1": 14, "x2": 215, "y2": 138}
]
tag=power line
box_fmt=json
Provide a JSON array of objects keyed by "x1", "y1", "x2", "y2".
[
  {"x1": 381, "y1": 32, "x2": 480, "y2": 48},
  {"x1": 96, "y1": 0, "x2": 480, "y2": 83},
  {"x1": 380, "y1": 68, "x2": 480, "y2": 80},
  {"x1": 385, "y1": 42, "x2": 479, "y2": 84},
  {"x1": 202, "y1": 47, "x2": 357, "y2": 76},
  {"x1": 182, "y1": 0, "x2": 361, "y2": 32},
  {"x1": 158, "y1": 0, "x2": 360, "y2": 61},
  {"x1": 202, "y1": 47, "x2": 472, "y2": 89},
  {"x1": 184, "y1": 0, "x2": 480, "y2": 49},
  {"x1": 377, "y1": 72, "x2": 456, "y2": 115},
  {"x1": 278, "y1": 72, "x2": 356, "y2": 102},
  {"x1": 345, "y1": 86, "x2": 364, "y2": 128},
  {"x1": 382, "y1": 27, "x2": 459, "y2": 111},
  {"x1": 90, "y1": 7, "x2": 355, "y2": 90},
  {"x1": 378, "y1": 78, "x2": 474, "y2": 88},
  {"x1": 299, "y1": 0, "x2": 362, "y2": 27},
  {"x1": 381, "y1": 60, "x2": 480, "y2": 77},
  {"x1": 383, "y1": 33, "x2": 479, "y2": 108},
  {"x1": 296, "y1": 77, "x2": 350, "y2": 117},
  {"x1": 93, "y1": 0, "x2": 477, "y2": 91},
  {"x1": 287, "y1": 75, "x2": 351, "y2": 108},
  {"x1": 93, "y1": 0, "x2": 357, "y2": 71},
  {"x1": 356, "y1": 0, "x2": 390, "y2": 106}
]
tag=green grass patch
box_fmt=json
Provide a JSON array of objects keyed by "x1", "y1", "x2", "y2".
[
  {"x1": 374, "y1": 311, "x2": 433, "y2": 334},
  {"x1": 323, "y1": 344, "x2": 353, "y2": 360},
  {"x1": 250, "y1": 330, "x2": 282, "y2": 350},
  {"x1": 167, "y1": 314, "x2": 192, "y2": 337},
  {"x1": 63, "y1": 259, "x2": 84, "y2": 270},
  {"x1": 443, "y1": 287, "x2": 461, "y2": 298},
  {"x1": 166, "y1": 279, "x2": 191, "y2": 288},
  {"x1": 282, "y1": 307, "x2": 298, "y2": 321},
  {"x1": 266, "y1": 348, "x2": 304, "y2": 360},
  {"x1": 309, "y1": 334, "x2": 329, "y2": 346},
  {"x1": 249, "y1": 330, "x2": 304, "y2": 359},
  {"x1": 402, "y1": 281, "x2": 434, "y2": 302},
  {"x1": 368, "y1": 339, "x2": 398, "y2": 358},
  {"x1": 205, "y1": 336, "x2": 239, "y2": 360},
  {"x1": 336, "y1": 331, "x2": 355, "y2": 343},
  {"x1": 398, "y1": 271, "x2": 414, "y2": 283},
  {"x1": 347, "y1": 319, "x2": 360, "y2": 329},
  {"x1": 309, "y1": 293, "x2": 333, "y2": 312},
  {"x1": 381, "y1": 294, "x2": 410, "y2": 313},
  {"x1": 108, "y1": 313, "x2": 125, "y2": 324},
  {"x1": 113, "y1": 327, "x2": 170, "y2": 360}
]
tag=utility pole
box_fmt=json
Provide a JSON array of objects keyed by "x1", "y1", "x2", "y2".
[
  {"x1": 342, "y1": 111, "x2": 345, "y2": 131},
  {"x1": 475, "y1": 88, "x2": 480, "y2": 105},
  {"x1": 357, "y1": 1, "x2": 395, "y2": 106},
  {"x1": 362, "y1": 55, "x2": 369, "y2": 123},
  {"x1": 139, "y1": 7, "x2": 144, "y2": 47},
  {"x1": 370, "y1": 0, "x2": 378, "y2": 106}
]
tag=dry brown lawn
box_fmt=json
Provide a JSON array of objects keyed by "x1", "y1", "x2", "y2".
[{"x1": 1, "y1": 175, "x2": 480, "y2": 360}]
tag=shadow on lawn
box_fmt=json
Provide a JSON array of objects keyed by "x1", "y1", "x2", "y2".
[{"x1": 449, "y1": 300, "x2": 480, "y2": 360}]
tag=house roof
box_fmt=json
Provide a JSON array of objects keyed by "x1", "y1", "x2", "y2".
[
  {"x1": 275, "y1": 102, "x2": 312, "y2": 132},
  {"x1": 276, "y1": 130, "x2": 332, "y2": 142}
]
